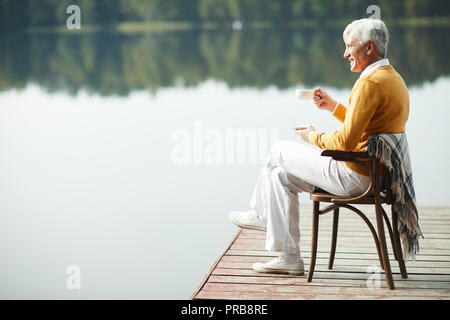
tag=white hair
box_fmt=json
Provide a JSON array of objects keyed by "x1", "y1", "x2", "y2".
[{"x1": 343, "y1": 18, "x2": 389, "y2": 58}]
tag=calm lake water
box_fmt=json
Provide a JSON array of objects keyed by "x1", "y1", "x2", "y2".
[{"x1": 1, "y1": 28, "x2": 450, "y2": 299}]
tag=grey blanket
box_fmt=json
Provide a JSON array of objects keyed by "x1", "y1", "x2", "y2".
[{"x1": 367, "y1": 133, "x2": 423, "y2": 261}]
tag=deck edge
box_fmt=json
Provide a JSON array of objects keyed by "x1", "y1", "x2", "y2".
[{"x1": 189, "y1": 229, "x2": 242, "y2": 300}]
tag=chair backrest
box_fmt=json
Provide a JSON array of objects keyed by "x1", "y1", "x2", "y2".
[{"x1": 380, "y1": 163, "x2": 393, "y2": 205}]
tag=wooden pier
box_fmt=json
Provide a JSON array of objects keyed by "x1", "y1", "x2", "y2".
[{"x1": 191, "y1": 205, "x2": 450, "y2": 300}]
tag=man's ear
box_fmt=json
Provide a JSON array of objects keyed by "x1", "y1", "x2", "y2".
[{"x1": 367, "y1": 40, "x2": 377, "y2": 55}]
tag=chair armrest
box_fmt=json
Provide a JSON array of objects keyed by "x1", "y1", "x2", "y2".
[
  {"x1": 320, "y1": 150, "x2": 373, "y2": 203},
  {"x1": 321, "y1": 150, "x2": 370, "y2": 161}
]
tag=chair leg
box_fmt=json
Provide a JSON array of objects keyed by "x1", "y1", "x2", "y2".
[
  {"x1": 392, "y1": 209, "x2": 408, "y2": 279},
  {"x1": 328, "y1": 207, "x2": 339, "y2": 270},
  {"x1": 307, "y1": 201, "x2": 320, "y2": 282},
  {"x1": 338, "y1": 203, "x2": 384, "y2": 270},
  {"x1": 375, "y1": 203, "x2": 395, "y2": 290},
  {"x1": 380, "y1": 206, "x2": 399, "y2": 261}
]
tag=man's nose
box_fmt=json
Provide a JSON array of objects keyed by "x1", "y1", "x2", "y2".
[{"x1": 343, "y1": 49, "x2": 350, "y2": 59}]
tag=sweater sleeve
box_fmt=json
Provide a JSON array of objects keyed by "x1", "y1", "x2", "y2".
[
  {"x1": 309, "y1": 79, "x2": 379, "y2": 151},
  {"x1": 332, "y1": 103, "x2": 347, "y2": 123}
]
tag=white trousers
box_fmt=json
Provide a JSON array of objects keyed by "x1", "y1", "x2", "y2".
[{"x1": 250, "y1": 140, "x2": 371, "y2": 254}]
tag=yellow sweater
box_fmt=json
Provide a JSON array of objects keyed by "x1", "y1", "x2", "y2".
[{"x1": 309, "y1": 65, "x2": 410, "y2": 176}]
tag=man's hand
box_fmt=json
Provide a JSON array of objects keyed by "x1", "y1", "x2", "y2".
[
  {"x1": 295, "y1": 124, "x2": 316, "y2": 143},
  {"x1": 313, "y1": 88, "x2": 337, "y2": 112}
]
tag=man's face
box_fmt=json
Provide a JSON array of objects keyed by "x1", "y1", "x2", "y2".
[{"x1": 343, "y1": 36, "x2": 370, "y2": 72}]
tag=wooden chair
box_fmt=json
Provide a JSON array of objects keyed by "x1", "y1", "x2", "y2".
[{"x1": 306, "y1": 150, "x2": 408, "y2": 290}]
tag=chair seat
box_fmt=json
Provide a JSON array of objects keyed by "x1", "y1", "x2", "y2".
[{"x1": 309, "y1": 191, "x2": 378, "y2": 204}]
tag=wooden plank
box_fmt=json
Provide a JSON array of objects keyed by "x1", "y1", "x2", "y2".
[
  {"x1": 225, "y1": 249, "x2": 450, "y2": 262},
  {"x1": 227, "y1": 245, "x2": 450, "y2": 255},
  {"x1": 216, "y1": 261, "x2": 450, "y2": 275},
  {"x1": 211, "y1": 269, "x2": 450, "y2": 289},
  {"x1": 233, "y1": 237, "x2": 450, "y2": 247},
  {"x1": 239, "y1": 227, "x2": 450, "y2": 236},
  {"x1": 222, "y1": 253, "x2": 450, "y2": 264},
  {"x1": 294, "y1": 215, "x2": 450, "y2": 222},
  {"x1": 209, "y1": 268, "x2": 450, "y2": 282},
  {"x1": 221, "y1": 255, "x2": 450, "y2": 269},
  {"x1": 228, "y1": 244, "x2": 450, "y2": 256},
  {"x1": 195, "y1": 290, "x2": 450, "y2": 300},
  {"x1": 211, "y1": 267, "x2": 450, "y2": 280},
  {"x1": 239, "y1": 229, "x2": 450, "y2": 239},
  {"x1": 297, "y1": 204, "x2": 450, "y2": 215},
  {"x1": 202, "y1": 282, "x2": 450, "y2": 298},
  {"x1": 232, "y1": 236, "x2": 450, "y2": 248},
  {"x1": 230, "y1": 241, "x2": 450, "y2": 254},
  {"x1": 233, "y1": 240, "x2": 450, "y2": 252},
  {"x1": 210, "y1": 272, "x2": 450, "y2": 285},
  {"x1": 208, "y1": 275, "x2": 450, "y2": 290}
]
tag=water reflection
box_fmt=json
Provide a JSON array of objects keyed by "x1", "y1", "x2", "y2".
[
  {"x1": 1, "y1": 27, "x2": 449, "y2": 95},
  {"x1": 0, "y1": 78, "x2": 449, "y2": 299}
]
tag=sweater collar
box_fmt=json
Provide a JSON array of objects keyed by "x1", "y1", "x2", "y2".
[{"x1": 360, "y1": 58, "x2": 390, "y2": 78}]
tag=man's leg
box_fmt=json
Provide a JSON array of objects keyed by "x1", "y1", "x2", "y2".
[{"x1": 263, "y1": 166, "x2": 309, "y2": 255}]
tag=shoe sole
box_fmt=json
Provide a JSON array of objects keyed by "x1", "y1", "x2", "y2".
[
  {"x1": 253, "y1": 264, "x2": 304, "y2": 276},
  {"x1": 253, "y1": 267, "x2": 305, "y2": 276},
  {"x1": 229, "y1": 216, "x2": 267, "y2": 232}
]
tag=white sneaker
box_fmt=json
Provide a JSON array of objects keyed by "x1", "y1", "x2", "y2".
[
  {"x1": 253, "y1": 255, "x2": 304, "y2": 275},
  {"x1": 228, "y1": 210, "x2": 267, "y2": 232}
]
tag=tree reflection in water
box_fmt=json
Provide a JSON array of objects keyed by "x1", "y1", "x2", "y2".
[{"x1": 0, "y1": 27, "x2": 449, "y2": 96}]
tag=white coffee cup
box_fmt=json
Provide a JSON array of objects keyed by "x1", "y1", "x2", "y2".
[{"x1": 295, "y1": 89, "x2": 314, "y2": 100}]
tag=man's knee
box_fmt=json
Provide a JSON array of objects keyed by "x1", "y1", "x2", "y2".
[
  {"x1": 270, "y1": 166, "x2": 303, "y2": 195},
  {"x1": 269, "y1": 140, "x2": 297, "y2": 165},
  {"x1": 270, "y1": 140, "x2": 296, "y2": 153},
  {"x1": 270, "y1": 166, "x2": 287, "y2": 183}
]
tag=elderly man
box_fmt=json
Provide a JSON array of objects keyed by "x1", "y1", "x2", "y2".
[{"x1": 229, "y1": 18, "x2": 410, "y2": 275}]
